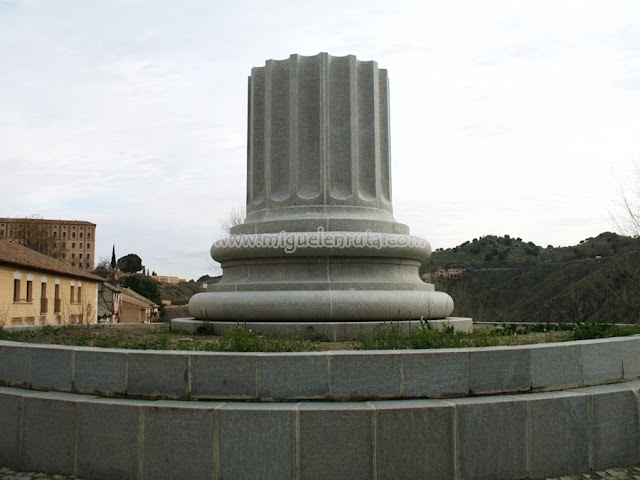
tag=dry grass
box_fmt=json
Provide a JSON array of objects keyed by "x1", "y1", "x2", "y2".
[{"x1": 0, "y1": 322, "x2": 582, "y2": 352}]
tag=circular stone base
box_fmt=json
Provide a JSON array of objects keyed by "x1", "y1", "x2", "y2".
[
  {"x1": 171, "y1": 317, "x2": 473, "y2": 342},
  {"x1": 188, "y1": 290, "x2": 455, "y2": 322}
]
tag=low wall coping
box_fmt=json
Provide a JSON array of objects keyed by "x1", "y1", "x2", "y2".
[{"x1": 1, "y1": 334, "x2": 639, "y2": 401}]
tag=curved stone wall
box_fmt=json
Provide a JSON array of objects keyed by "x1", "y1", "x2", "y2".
[
  {"x1": 2, "y1": 336, "x2": 639, "y2": 401},
  {"x1": 1, "y1": 337, "x2": 640, "y2": 479}
]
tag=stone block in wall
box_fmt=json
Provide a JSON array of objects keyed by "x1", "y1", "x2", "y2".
[
  {"x1": 29, "y1": 345, "x2": 73, "y2": 390},
  {"x1": 401, "y1": 350, "x2": 469, "y2": 398},
  {"x1": 190, "y1": 353, "x2": 257, "y2": 399},
  {"x1": 0, "y1": 387, "x2": 21, "y2": 468},
  {"x1": 530, "y1": 343, "x2": 582, "y2": 390},
  {"x1": 372, "y1": 399, "x2": 455, "y2": 480},
  {"x1": 74, "y1": 348, "x2": 127, "y2": 395},
  {"x1": 77, "y1": 398, "x2": 145, "y2": 480},
  {"x1": 218, "y1": 403, "x2": 296, "y2": 479},
  {"x1": 298, "y1": 402, "x2": 374, "y2": 480},
  {"x1": 588, "y1": 384, "x2": 640, "y2": 469},
  {"x1": 581, "y1": 339, "x2": 623, "y2": 385},
  {"x1": 525, "y1": 391, "x2": 589, "y2": 478},
  {"x1": 469, "y1": 347, "x2": 531, "y2": 395},
  {"x1": 622, "y1": 336, "x2": 640, "y2": 379},
  {"x1": 0, "y1": 343, "x2": 29, "y2": 385},
  {"x1": 21, "y1": 391, "x2": 79, "y2": 475},
  {"x1": 127, "y1": 352, "x2": 188, "y2": 398},
  {"x1": 455, "y1": 396, "x2": 528, "y2": 480},
  {"x1": 141, "y1": 400, "x2": 220, "y2": 480},
  {"x1": 329, "y1": 352, "x2": 401, "y2": 399},
  {"x1": 257, "y1": 353, "x2": 329, "y2": 400}
]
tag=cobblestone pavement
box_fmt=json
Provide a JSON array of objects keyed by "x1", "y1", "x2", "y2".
[
  {"x1": 540, "y1": 465, "x2": 640, "y2": 480},
  {"x1": 3, "y1": 465, "x2": 640, "y2": 480},
  {"x1": 0, "y1": 468, "x2": 91, "y2": 480}
]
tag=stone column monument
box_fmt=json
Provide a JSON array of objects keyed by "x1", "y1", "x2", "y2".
[{"x1": 189, "y1": 53, "x2": 455, "y2": 325}]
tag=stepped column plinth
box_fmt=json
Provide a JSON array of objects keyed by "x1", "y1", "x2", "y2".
[{"x1": 189, "y1": 53, "x2": 454, "y2": 322}]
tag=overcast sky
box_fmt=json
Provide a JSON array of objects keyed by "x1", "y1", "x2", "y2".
[{"x1": 1, "y1": 0, "x2": 639, "y2": 280}]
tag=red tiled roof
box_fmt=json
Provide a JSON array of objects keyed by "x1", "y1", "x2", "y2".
[
  {"x1": 101, "y1": 282, "x2": 159, "y2": 308},
  {"x1": 120, "y1": 286, "x2": 159, "y2": 308},
  {"x1": 0, "y1": 240, "x2": 103, "y2": 282}
]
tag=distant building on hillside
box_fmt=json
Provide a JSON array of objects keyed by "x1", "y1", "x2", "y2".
[
  {"x1": 422, "y1": 266, "x2": 466, "y2": 282},
  {"x1": 447, "y1": 267, "x2": 465, "y2": 279},
  {"x1": 0, "y1": 240, "x2": 103, "y2": 326},
  {"x1": 0, "y1": 217, "x2": 96, "y2": 271},
  {"x1": 154, "y1": 275, "x2": 187, "y2": 284}
]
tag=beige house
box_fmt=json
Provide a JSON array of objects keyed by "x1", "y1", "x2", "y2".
[
  {"x1": 98, "y1": 283, "x2": 160, "y2": 324},
  {"x1": 0, "y1": 240, "x2": 103, "y2": 326},
  {"x1": 0, "y1": 217, "x2": 96, "y2": 271}
]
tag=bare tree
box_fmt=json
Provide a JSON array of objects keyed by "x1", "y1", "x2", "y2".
[
  {"x1": 0, "y1": 304, "x2": 11, "y2": 328},
  {"x1": 606, "y1": 162, "x2": 640, "y2": 322},
  {"x1": 220, "y1": 204, "x2": 246, "y2": 235},
  {"x1": 614, "y1": 162, "x2": 640, "y2": 238}
]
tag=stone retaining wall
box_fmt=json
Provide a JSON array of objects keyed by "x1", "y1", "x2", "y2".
[
  {"x1": 1, "y1": 337, "x2": 640, "y2": 479},
  {"x1": 1, "y1": 337, "x2": 639, "y2": 401}
]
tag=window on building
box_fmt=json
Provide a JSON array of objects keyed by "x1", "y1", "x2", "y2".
[
  {"x1": 87, "y1": 243, "x2": 91, "y2": 249},
  {"x1": 70, "y1": 285, "x2": 75, "y2": 303},
  {"x1": 72, "y1": 243, "x2": 75, "y2": 249},
  {"x1": 79, "y1": 253, "x2": 83, "y2": 259},
  {"x1": 13, "y1": 279, "x2": 20, "y2": 302},
  {"x1": 87, "y1": 253, "x2": 90, "y2": 259},
  {"x1": 77, "y1": 286, "x2": 82, "y2": 303},
  {"x1": 61, "y1": 253, "x2": 66, "y2": 259},
  {"x1": 26, "y1": 280, "x2": 33, "y2": 302},
  {"x1": 80, "y1": 232, "x2": 83, "y2": 238},
  {"x1": 53, "y1": 231, "x2": 57, "y2": 237},
  {"x1": 79, "y1": 243, "x2": 82, "y2": 249},
  {"x1": 87, "y1": 232, "x2": 91, "y2": 239},
  {"x1": 63, "y1": 231, "x2": 66, "y2": 238},
  {"x1": 71, "y1": 253, "x2": 75, "y2": 259},
  {"x1": 72, "y1": 232, "x2": 76, "y2": 239},
  {"x1": 54, "y1": 284, "x2": 61, "y2": 313},
  {"x1": 40, "y1": 282, "x2": 48, "y2": 314}
]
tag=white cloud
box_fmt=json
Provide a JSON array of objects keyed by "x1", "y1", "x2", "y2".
[{"x1": 1, "y1": 0, "x2": 639, "y2": 279}]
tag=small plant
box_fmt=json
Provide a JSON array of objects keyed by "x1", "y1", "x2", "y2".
[
  {"x1": 214, "y1": 327, "x2": 317, "y2": 352},
  {"x1": 358, "y1": 323, "x2": 409, "y2": 350},
  {"x1": 570, "y1": 321, "x2": 640, "y2": 340},
  {"x1": 306, "y1": 326, "x2": 329, "y2": 342},
  {"x1": 93, "y1": 332, "x2": 126, "y2": 349}
]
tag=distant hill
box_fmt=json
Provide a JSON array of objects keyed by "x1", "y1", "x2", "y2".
[
  {"x1": 424, "y1": 232, "x2": 640, "y2": 324},
  {"x1": 157, "y1": 281, "x2": 205, "y2": 306}
]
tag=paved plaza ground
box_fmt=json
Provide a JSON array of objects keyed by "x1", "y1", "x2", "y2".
[{"x1": 3, "y1": 464, "x2": 640, "y2": 480}]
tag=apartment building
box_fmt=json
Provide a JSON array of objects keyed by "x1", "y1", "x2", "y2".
[
  {"x1": 0, "y1": 217, "x2": 96, "y2": 271},
  {"x1": 0, "y1": 240, "x2": 103, "y2": 326}
]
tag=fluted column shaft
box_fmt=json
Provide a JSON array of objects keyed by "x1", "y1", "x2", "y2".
[
  {"x1": 188, "y1": 53, "x2": 455, "y2": 322},
  {"x1": 245, "y1": 53, "x2": 393, "y2": 226}
]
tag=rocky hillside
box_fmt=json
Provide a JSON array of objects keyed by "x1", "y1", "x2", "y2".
[{"x1": 424, "y1": 232, "x2": 640, "y2": 324}]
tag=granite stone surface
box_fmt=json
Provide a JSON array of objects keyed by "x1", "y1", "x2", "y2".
[{"x1": 188, "y1": 53, "x2": 455, "y2": 323}]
